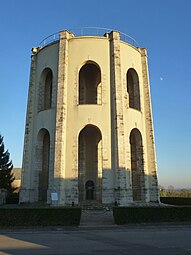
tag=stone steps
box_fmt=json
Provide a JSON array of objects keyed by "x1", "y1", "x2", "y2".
[{"x1": 80, "y1": 209, "x2": 114, "y2": 227}]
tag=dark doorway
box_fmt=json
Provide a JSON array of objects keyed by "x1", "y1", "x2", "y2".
[
  {"x1": 37, "y1": 128, "x2": 50, "y2": 202},
  {"x1": 130, "y1": 128, "x2": 145, "y2": 201},
  {"x1": 78, "y1": 124, "x2": 102, "y2": 203},
  {"x1": 85, "y1": 180, "x2": 94, "y2": 200}
]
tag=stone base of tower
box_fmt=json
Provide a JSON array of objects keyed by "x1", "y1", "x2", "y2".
[
  {"x1": 102, "y1": 188, "x2": 115, "y2": 204},
  {"x1": 19, "y1": 186, "x2": 159, "y2": 206},
  {"x1": 114, "y1": 188, "x2": 133, "y2": 206},
  {"x1": 19, "y1": 188, "x2": 36, "y2": 203},
  {"x1": 148, "y1": 188, "x2": 160, "y2": 203}
]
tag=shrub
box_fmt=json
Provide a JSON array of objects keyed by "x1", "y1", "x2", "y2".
[
  {"x1": 113, "y1": 206, "x2": 191, "y2": 225},
  {"x1": 160, "y1": 197, "x2": 191, "y2": 206},
  {"x1": 6, "y1": 193, "x2": 19, "y2": 204},
  {"x1": 0, "y1": 207, "x2": 81, "y2": 227}
]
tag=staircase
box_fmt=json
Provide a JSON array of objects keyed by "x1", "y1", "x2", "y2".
[
  {"x1": 80, "y1": 201, "x2": 114, "y2": 227},
  {"x1": 80, "y1": 201, "x2": 105, "y2": 210}
]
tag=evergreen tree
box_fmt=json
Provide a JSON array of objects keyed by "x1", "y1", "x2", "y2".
[{"x1": 0, "y1": 135, "x2": 15, "y2": 193}]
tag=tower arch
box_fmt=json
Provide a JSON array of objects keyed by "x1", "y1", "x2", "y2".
[
  {"x1": 39, "y1": 68, "x2": 53, "y2": 111},
  {"x1": 36, "y1": 128, "x2": 50, "y2": 202},
  {"x1": 126, "y1": 68, "x2": 141, "y2": 110},
  {"x1": 79, "y1": 62, "x2": 101, "y2": 105},
  {"x1": 130, "y1": 128, "x2": 145, "y2": 201},
  {"x1": 78, "y1": 124, "x2": 102, "y2": 203}
]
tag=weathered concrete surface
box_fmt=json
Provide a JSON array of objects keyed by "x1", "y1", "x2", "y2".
[{"x1": 1, "y1": 225, "x2": 191, "y2": 254}]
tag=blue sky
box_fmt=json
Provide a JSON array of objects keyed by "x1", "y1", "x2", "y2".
[{"x1": 0, "y1": 0, "x2": 191, "y2": 188}]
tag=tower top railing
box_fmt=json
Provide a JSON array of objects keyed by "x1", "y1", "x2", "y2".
[{"x1": 38, "y1": 27, "x2": 140, "y2": 48}]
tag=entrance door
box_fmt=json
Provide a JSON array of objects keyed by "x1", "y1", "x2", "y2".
[{"x1": 85, "y1": 180, "x2": 94, "y2": 200}]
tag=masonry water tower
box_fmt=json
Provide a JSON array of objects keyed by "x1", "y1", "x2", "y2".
[{"x1": 20, "y1": 28, "x2": 159, "y2": 206}]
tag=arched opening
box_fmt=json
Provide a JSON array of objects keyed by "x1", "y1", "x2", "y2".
[
  {"x1": 130, "y1": 128, "x2": 145, "y2": 201},
  {"x1": 39, "y1": 68, "x2": 53, "y2": 111},
  {"x1": 127, "y1": 68, "x2": 141, "y2": 110},
  {"x1": 85, "y1": 180, "x2": 94, "y2": 200},
  {"x1": 78, "y1": 125, "x2": 102, "y2": 203},
  {"x1": 37, "y1": 128, "x2": 50, "y2": 202},
  {"x1": 79, "y1": 63, "x2": 101, "y2": 104}
]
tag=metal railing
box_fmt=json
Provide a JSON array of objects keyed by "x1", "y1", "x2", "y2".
[
  {"x1": 38, "y1": 27, "x2": 140, "y2": 48},
  {"x1": 39, "y1": 32, "x2": 60, "y2": 48}
]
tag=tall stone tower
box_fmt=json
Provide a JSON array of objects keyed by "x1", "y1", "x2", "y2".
[{"x1": 20, "y1": 28, "x2": 159, "y2": 206}]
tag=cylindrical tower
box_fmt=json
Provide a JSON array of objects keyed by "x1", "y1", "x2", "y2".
[{"x1": 20, "y1": 28, "x2": 159, "y2": 206}]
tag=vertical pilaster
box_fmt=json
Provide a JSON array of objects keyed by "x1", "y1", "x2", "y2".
[
  {"x1": 53, "y1": 31, "x2": 74, "y2": 205},
  {"x1": 141, "y1": 48, "x2": 159, "y2": 202},
  {"x1": 109, "y1": 31, "x2": 128, "y2": 205},
  {"x1": 20, "y1": 52, "x2": 37, "y2": 203}
]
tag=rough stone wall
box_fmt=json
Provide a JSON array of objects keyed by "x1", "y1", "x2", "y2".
[
  {"x1": 109, "y1": 31, "x2": 129, "y2": 205},
  {"x1": 53, "y1": 31, "x2": 75, "y2": 205},
  {"x1": 20, "y1": 53, "x2": 37, "y2": 203},
  {"x1": 141, "y1": 48, "x2": 159, "y2": 202}
]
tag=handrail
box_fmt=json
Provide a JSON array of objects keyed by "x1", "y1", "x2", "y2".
[
  {"x1": 38, "y1": 27, "x2": 140, "y2": 48},
  {"x1": 38, "y1": 32, "x2": 60, "y2": 48}
]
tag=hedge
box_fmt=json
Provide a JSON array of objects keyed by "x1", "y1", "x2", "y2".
[
  {"x1": 0, "y1": 207, "x2": 81, "y2": 227},
  {"x1": 113, "y1": 206, "x2": 191, "y2": 224},
  {"x1": 160, "y1": 197, "x2": 191, "y2": 206},
  {"x1": 6, "y1": 193, "x2": 19, "y2": 204}
]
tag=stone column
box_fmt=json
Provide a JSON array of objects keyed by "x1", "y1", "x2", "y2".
[
  {"x1": 109, "y1": 31, "x2": 128, "y2": 205},
  {"x1": 20, "y1": 50, "x2": 37, "y2": 203},
  {"x1": 141, "y1": 48, "x2": 159, "y2": 202},
  {"x1": 53, "y1": 31, "x2": 74, "y2": 205}
]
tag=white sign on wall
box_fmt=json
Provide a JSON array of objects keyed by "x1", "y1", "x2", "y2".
[{"x1": 51, "y1": 192, "x2": 58, "y2": 201}]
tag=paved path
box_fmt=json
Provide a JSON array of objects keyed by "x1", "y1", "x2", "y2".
[
  {"x1": 1, "y1": 225, "x2": 191, "y2": 254},
  {"x1": 1, "y1": 210, "x2": 191, "y2": 254}
]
